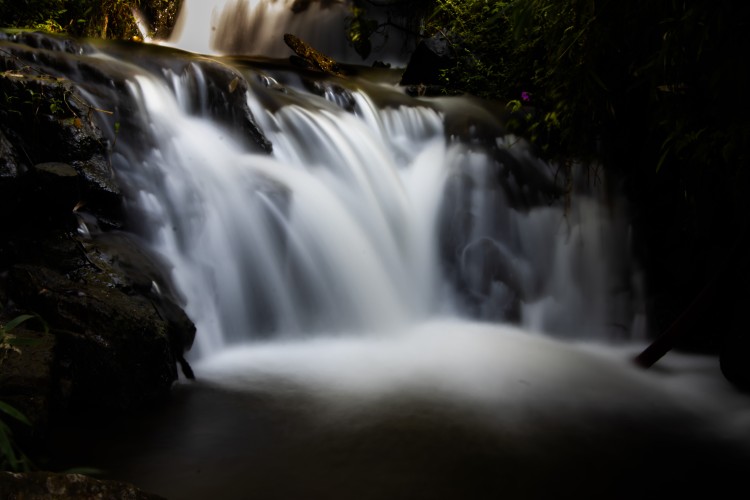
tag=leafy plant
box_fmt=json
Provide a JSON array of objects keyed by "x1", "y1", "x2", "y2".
[
  {"x1": 0, "y1": 400, "x2": 32, "y2": 471},
  {"x1": 345, "y1": 0, "x2": 435, "y2": 60},
  {"x1": 0, "y1": 314, "x2": 37, "y2": 472},
  {"x1": 0, "y1": 314, "x2": 37, "y2": 360},
  {"x1": 0, "y1": 0, "x2": 144, "y2": 40},
  {"x1": 418, "y1": 0, "x2": 750, "y2": 340}
]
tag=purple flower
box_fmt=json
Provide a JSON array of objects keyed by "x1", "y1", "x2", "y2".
[{"x1": 521, "y1": 91, "x2": 531, "y2": 102}]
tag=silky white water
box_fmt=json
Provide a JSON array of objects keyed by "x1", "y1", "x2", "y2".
[
  {"x1": 103, "y1": 54, "x2": 750, "y2": 454},
  {"x1": 121, "y1": 66, "x2": 636, "y2": 350}
]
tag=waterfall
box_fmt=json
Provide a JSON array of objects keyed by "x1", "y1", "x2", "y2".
[
  {"x1": 103, "y1": 52, "x2": 641, "y2": 360},
  {"x1": 121, "y1": 71, "x2": 453, "y2": 355},
  {"x1": 22, "y1": 6, "x2": 747, "y2": 498},
  {"x1": 167, "y1": 0, "x2": 413, "y2": 64}
]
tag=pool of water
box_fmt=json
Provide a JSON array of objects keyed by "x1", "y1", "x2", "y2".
[{"x1": 49, "y1": 322, "x2": 750, "y2": 499}]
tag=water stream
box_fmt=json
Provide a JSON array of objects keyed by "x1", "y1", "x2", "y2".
[{"x1": 45, "y1": 1, "x2": 750, "y2": 498}]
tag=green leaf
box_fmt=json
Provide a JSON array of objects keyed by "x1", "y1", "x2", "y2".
[
  {"x1": 0, "y1": 421, "x2": 20, "y2": 470},
  {"x1": 2, "y1": 314, "x2": 35, "y2": 333},
  {"x1": 5, "y1": 337, "x2": 40, "y2": 347},
  {"x1": 506, "y1": 99, "x2": 522, "y2": 113},
  {"x1": 0, "y1": 401, "x2": 31, "y2": 426}
]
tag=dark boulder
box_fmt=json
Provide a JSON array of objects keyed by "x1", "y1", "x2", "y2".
[
  {"x1": 20, "y1": 163, "x2": 80, "y2": 229},
  {"x1": 400, "y1": 36, "x2": 455, "y2": 87},
  {"x1": 0, "y1": 31, "x2": 94, "y2": 56},
  {"x1": 180, "y1": 60, "x2": 273, "y2": 153},
  {"x1": 0, "y1": 129, "x2": 21, "y2": 180},
  {"x1": 0, "y1": 70, "x2": 123, "y2": 224},
  {"x1": 303, "y1": 80, "x2": 356, "y2": 111},
  {"x1": 0, "y1": 32, "x2": 197, "y2": 427},
  {"x1": 1, "y1": 227, "x2": 196, "y2": 424},
  {"x1": 7, "y1": 265, "x2": 174, "y2": 410},
  {"x1": 0, "y1": 73, "x2": 107, "y2": 163}
]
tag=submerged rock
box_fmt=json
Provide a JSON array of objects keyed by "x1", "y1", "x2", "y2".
[
  {"x1": 303, "y1": 80, "x2": 356, "y2": 111},
  {"x1": 180, "y1": 60, "x2": 273, "y2": 153}
]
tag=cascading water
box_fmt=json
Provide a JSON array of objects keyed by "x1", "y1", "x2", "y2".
[
  {"x1": 115, "y1": 64, "x2": 638, "y2": 358},
  {"x1": 168, "y1": 0, "x2": 414, "y2": 65},
  {"x1": 123, "y1": 71, "x2": 453, "y2": 355},
  {"x1": 32, "y1": 2, "x2": 749, "y2": 498}
]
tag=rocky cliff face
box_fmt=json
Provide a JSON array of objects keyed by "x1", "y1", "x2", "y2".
[{"x1": 0, "y1": 31, "x2": 196, "y2": 443}]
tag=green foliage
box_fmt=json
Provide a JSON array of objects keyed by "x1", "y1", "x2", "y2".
[
  {"x1": 428, "y1": 0, "x2": 515, "y2": 98},
  {"x1": 419, "y1": 0, "x2": 750, "y2": 332},
  {"x1": 346, "y1": 5, "x2": 379, "y2": 60},
  {"x1": 0, "y1": 314, "x2": 37, "y2": 359},
  {"x1": 0, "y1": 0, "x2": 69, "y2": 32},
  {"x1": 0, "y1": 0, "x2": 145, "y2": 39},
  {"x1": 0, "y1": 400, "x2": 33, "y2": 472},
  {"x1": 0, "y1": 314, "x2": 36, "y2": 472},
  {"x1": 345, "y1": 0, "x2": 435, "y2": 60},
  {"x1": 425, "y1": 0, "x2": 750, "y2": 203}
]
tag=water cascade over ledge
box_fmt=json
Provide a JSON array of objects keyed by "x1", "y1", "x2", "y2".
[
  {"x1": 168, "y1": 0, "x2": 414, "y2": 65},
  {"x1": 10, "y1": 3, "x2": 746, "y2": 498}
]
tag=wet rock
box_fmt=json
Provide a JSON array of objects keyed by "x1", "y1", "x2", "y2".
[
  {"x1": 0, "y1": 471, "x2": 165, "y2": 500},
  {"x1": 2, "y1": 30, "x2": 272, "y2": 157},
  {"x1": 466, "y1": 239, "x2": 522, "y2": 320},
  {"x1": 0, "y1": 130, "x2": 24, "y2": 221},
  {"x1": 0, "y1": 33, "x2": 196, "y2": 424},
  {"x1": 291, "y1": 0, "x2": 314, "y2": 13},
  {"x1": 403, "y1": 84, "x2": 445, "y2": 97},
  {"x1": 436, "y1": 146, "x2": 560, "y2": 322},
  {"x1": 22, "y1": 163, "x2": 80, "y2": 227},
  {"x1": 0, "y1": 129, "x2": 21, "y2": 180},
  {"x1": 400, "y1": 36, "x2": 455, "y2": 87},
  {"x1": 181, "y1": 60, "x2": 273, "y2": 153},
  {"x1": 493, "y1": 148, "x2": 561, "y2": 208},
  {"x1": 72, "y1": 230, "x2": 196, "y2": 371},
  {"x1": 304, "y1": 80, "x2": 356, "y2": 111},
  {"x1": 7, "y1": 264, "x2": 178, "y2": 411},
  {"x1": 1, "y1": 226, "x2": 196, "y2": 422},
  {"x1": 0, "y1": 74, "x2": 106, "y2": 162},
  {"x1": 69, "y1": 155, "x2": 122, "y2": 220},
  {"x1": 0, "y1": 70, "x2": 122, "y2": 222},
  {"x1": 0, "y1": 325, "x2": 56, "y2": 433},
  {"x1": 0, "y1": 31, "x2": 94, "y2": 56}
]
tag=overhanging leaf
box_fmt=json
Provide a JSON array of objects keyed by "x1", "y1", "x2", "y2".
[
  {"x1": 0, "y1": 401, "x2": 31, "y2": 426},
  {"x1": 2, "y1": 315, "x2": 36, "y2": 333}
]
